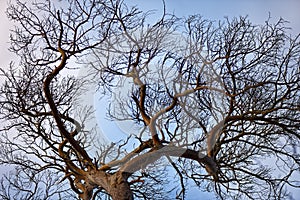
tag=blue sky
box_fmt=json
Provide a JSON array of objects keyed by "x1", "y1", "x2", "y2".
[
  {"x1": 1, "y1": 0, "x2": 300, "y2": 77},
  {"x1": 1, "y1": 0, "x2": 300, "y2": 199},
  {"x1": 126, "y1": 0, "x2": 300, "y2": 33}
]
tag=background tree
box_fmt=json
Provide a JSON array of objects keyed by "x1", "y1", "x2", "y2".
[{"x1": 0, "y1": 0, "x2": 299, "y2": 199}]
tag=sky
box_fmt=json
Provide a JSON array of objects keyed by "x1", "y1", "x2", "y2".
[
  {"x1": 0, "y1": 0, "x2": 300, "y2": 199},
  {"x1": 2, "y1": 0, "x2": 300, "y2": 82},
  {"x1": 0, "y1": 0, "x2": 13, "y2": 75},
  {"x1": 1, "y1": 1, "x2": 299, "y2": 84},
  {"x1": 126, "y1": 0, "x2": 300, "y2": 32}
]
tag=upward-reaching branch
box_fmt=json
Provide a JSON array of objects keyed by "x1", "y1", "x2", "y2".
[{"x1": 43, "y1": 46, "x2": 92, "y2": 163}]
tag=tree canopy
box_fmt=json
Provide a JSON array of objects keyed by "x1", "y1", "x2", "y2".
[{"x1": 0, "y1": 0, "x2": 299, "y2": 199}]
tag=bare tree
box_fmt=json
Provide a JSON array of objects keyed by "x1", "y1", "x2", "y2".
[{"x1": 0, "y1": 0, "x2": 299, "y2": 199}]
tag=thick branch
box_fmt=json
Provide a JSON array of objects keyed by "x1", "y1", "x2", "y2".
[
  {"x1": 43, "y1": 47, "x2": 92, "y2": 163},
  {"x1": 119, "y1": 145, "x2": 218, "y2": 180},
  {"x1": 99, "y1": 139, "x2": 154, "y2": 171}
]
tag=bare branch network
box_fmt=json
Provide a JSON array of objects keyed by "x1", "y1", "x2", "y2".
[{"x1": 0, "y1": 0, "x2": 299, "y2": 199}]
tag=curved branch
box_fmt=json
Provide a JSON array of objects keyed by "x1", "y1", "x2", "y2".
[
  {"x1": 120, "y1": 145, "x2": 218, "y2": 181},
  {"x1": 43, "y1": 47, "x2": 92, "y2": 163}
]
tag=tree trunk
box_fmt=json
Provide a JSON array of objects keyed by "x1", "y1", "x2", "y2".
[
  {"x1": 108, "y1": 172, "x2": 133, "y2": 200},
  {"x1": 87, "y1": 170, "x2": 133, "y2": 200}
]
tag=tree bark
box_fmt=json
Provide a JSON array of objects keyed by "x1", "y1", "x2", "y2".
[
  {"x1": 87, "y1": 170, "x2": 133, "y2": 200},
  {"x1": 108, "y1": 172, "x2": 133, "y2": 200}
]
